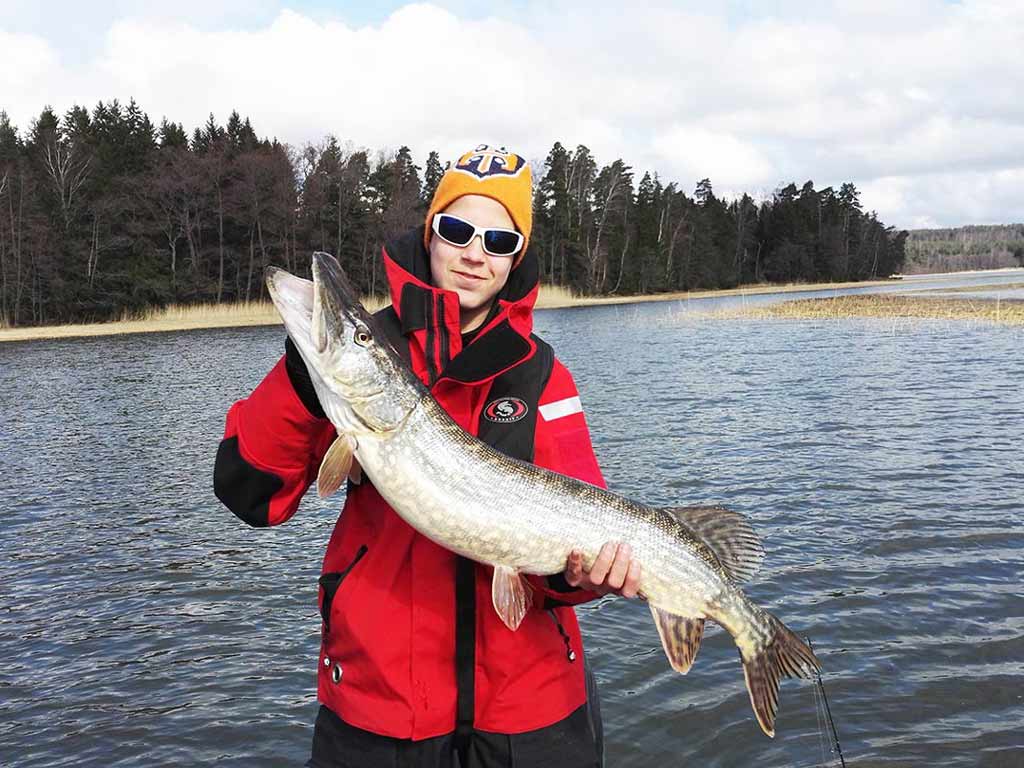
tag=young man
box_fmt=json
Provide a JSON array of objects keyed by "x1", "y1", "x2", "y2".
[{"x1": 214, "y1": 145, "x2": 639, "y2": 767}]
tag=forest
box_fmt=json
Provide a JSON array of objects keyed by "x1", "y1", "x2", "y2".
[
  {"x1": 0, "y1": 100, "x2": 909, "y2": 327},
  {"x1": 904, "y1": 225, "x2": 1024, "y2": 274}
]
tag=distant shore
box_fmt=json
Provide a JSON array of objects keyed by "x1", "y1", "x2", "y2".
[{"x1": 0, "y1": 277, "x2": 908, "y2": 343}]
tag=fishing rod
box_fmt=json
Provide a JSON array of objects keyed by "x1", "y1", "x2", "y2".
[{"x1": 806, "y1": 635, "x2": 846, "y2": 768}]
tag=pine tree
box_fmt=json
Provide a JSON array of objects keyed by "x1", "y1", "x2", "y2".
[
  {"x1": 422, "y1": 150, "x2": 444, "y2": 206},
  {"x1": 537, "y1": 142, "x2": 572, "y2": 285},
  {"x1": 159, "y1": 119, "x2": 189, "y2": 149}
]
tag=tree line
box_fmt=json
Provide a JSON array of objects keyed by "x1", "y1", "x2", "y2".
[
  {"x1": 0, "y1": 100, "x2": 908, "y2": 327},
  {"x1": 904, "y1": 224, "x2": 1024, "y2": 274}
]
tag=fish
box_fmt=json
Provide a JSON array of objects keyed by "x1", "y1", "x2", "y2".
[{"x1": 265, "y1": 252, "x2": 821, "y2": 738}]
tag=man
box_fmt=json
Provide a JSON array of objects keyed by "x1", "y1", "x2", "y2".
[{"x1": 214, "y1": 145, "x2": 639, "y2": 767}]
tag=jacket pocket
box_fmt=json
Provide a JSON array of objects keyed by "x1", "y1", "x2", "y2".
[{"x1": 318, "y1": 545, "x2": 368, "y2": 633}]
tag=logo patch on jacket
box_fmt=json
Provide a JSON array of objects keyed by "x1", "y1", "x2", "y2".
[
  {"x1": 453, "y1": 145, "x2": 526, "y2": 179},
  {"x1": 484, "y1": 397, "x2": 529, "y2": 423}
]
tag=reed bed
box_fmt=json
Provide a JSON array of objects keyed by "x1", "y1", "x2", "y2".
[
  {"x1": 120, "y1": 300, "x2": 279, "y2": 325},
  {"x1": 738, "y1": 294, "x2": 1024, "y2": 325},
  {"x1": 0, "y1": 285, "x2": 592, "y2": 343},
  {"x1": 906, "y1": 281, "x2": 1024, "y2": 294}
]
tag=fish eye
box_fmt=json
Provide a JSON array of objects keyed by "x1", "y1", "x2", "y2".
[{"x1": 353, "y1": 328, "x2": 372, "y2": 347}]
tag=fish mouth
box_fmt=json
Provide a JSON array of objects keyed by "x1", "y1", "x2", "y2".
[
  {"x1": 267, "y1": 252, "x2": 377, "y2": 364},
  {"x1": 266, "y1": 253, "x2": 366, "y2": 352},
  {"x1": 311, "y1": 251, "x2": 374, "y2": 353},
  {"x1": 266, "y1": 265, "x2": 314, "y2": 342}
]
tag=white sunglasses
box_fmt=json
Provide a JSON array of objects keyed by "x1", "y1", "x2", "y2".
[{"x1": 431, "y1": 213, "x2": 524, "y2": 257}]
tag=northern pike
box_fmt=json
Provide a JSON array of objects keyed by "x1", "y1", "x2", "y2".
[{"x1": 266, "y1": 252, "x2": 821, "y2": 738}]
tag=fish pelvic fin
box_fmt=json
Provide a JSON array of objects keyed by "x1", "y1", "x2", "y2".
[
  {"x1": 666, "y1": 505, "x2": 764, "y2": 583},
  {"x1": 317, "y1": 435, "x2": 355, "y2": 498},
  {"x1": 650, "y1": 605, "x2": 705, "y2": 674},
  {"x1": 491, "y1": 565, "x2": 533, "y2": 632},
  {"x1": 740, "y1": 613, "x2": 821, "y2": 738}
]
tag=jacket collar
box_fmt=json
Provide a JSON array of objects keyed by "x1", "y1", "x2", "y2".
[{"x1": 382, "y1": 228, "x2": 540, "y2": 385}]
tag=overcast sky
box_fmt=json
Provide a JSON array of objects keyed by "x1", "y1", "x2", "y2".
[{"x1": 2, "y1": 0, "x2": 1021, "y2": 229}]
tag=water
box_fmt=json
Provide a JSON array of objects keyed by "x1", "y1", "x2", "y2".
[{"x1": 2, "y1": 272, "x2": 1022, "y2": 766}]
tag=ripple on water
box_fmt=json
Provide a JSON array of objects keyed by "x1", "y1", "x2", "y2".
[{"x1": 1, "y1": 301, "x2": 1023, "y2": 765}]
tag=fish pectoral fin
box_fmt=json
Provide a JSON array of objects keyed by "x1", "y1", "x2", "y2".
[
  {"x1": 664, "y1": 505, "x2": 764, "y2": 583},
  {"x1": 491, "y1": 566, "x2": 533, "y2": 632},
  {"x1": 650, "y1": 605, "x2": 705, "y2": 674},
  {"x1": 316, "y1": 435, "x2": 355, "y2": 498}
]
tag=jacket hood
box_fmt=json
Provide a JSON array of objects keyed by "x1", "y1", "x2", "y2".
[{"x1": 381, "y1": 228, "x2": 541, "y2": 385}]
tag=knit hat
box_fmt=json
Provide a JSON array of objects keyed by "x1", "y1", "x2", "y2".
[{"x1": 424, "y1": 144, "x2": 533, "y2": 266}]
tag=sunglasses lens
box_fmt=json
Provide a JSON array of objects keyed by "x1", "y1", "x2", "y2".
[
  {"x1": 437, "y1": 215, "x2": 474, "y2": 246},
  {"x1": 483, "y1": 230, "x2": 522, "y2": 256}
]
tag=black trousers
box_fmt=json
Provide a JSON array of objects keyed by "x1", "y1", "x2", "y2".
[{"x1": 307, "y1": 667, "x2": 604, "y2": 768}]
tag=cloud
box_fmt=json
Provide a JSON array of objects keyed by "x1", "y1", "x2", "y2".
[
  {"x1": 1, "y1": 1, "x2": 1022, "y2": 229},
  {"x1": 652, "y1": 126, "x2": 775, "y2": 188},
  {"x1": 861, "y1": 168, "x2": 1024, "y2": 228},
  {"x1": 0, "y1": 29, "x2": 63, "y2": 116}
]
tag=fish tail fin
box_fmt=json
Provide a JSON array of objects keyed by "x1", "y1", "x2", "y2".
[{"x1": 740, "y1": 613, "x2": 820, "y2": 738}]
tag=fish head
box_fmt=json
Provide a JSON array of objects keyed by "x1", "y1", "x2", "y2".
[{"x1": 266, "y1": 252, "x2": 421, "y2": 435}]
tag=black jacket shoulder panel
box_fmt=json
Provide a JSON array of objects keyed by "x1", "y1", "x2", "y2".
[{"x1": 476, "y1": 334, "x2": 555, "y2": 463}]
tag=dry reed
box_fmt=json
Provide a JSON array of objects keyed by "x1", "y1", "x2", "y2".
[
  {"x1": 5, "y1": 276, "x2": 1016, "y2": 343},
  {"x1": 0, "y1": 285, "x2": 594, "y2": 343},
  {"x1": 738, "y1": 294, "x2": 1024, "y2": 325},
  {"x1": 906, "y1": 281, "x2": 1024, "y2": 294}
]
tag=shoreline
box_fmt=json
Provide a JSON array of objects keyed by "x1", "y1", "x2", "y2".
[
  {"x1": 6, "y1": 268, "x2": 1022, "y2": 343},
  {"x1": 0, "y1": 277, "x2": 906, "y2": 344}
]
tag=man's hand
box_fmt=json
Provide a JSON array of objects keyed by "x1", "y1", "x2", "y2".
[{"x1": 564, "y1": 542, "x2": 641, "y2": 598}]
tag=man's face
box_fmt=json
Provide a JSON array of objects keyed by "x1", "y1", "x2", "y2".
[{"x1": 429, "y1": 194, "x2": 516, "y2": 332}]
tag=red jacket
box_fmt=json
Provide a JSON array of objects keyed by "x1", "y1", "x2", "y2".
[{"x1": 214, "y1": 230, "x2": 605, "y2": 740}]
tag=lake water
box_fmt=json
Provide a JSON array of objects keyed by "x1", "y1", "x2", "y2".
[{"x1": 1, "y1": 271, "x2": 1022, "y2": 766}]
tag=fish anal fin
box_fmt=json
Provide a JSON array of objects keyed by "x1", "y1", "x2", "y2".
[
  {"x1": 666, "y1": 505, "x2": 764, "y2": 583},
  {"x1": 491, "y1": 565, "x2": 533, "y2": 632},
  {"x1": 650, "y1": 605, "x2": 705, "y2": 674},
  {"x1": 740, "y1": 613, "x2": 821, "y2": 738},
  {"x1": 317, "y1": 435, "x2": 354, "y2": 498}
]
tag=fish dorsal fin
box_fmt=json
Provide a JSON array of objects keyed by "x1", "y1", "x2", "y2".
[
  {"x1": 317, "y1": 435, "x2": 355, "y2": 498},
  {"x1": 666, "y1": 505, "x2": 764, "y2": 583},
  {"x1": 650, "y1": 605, "x2": 705, "y2": 674}
]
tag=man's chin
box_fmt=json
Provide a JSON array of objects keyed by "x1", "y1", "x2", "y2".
[{"x1": 452, "y1": 288, "x2": 489, "y2": 311}]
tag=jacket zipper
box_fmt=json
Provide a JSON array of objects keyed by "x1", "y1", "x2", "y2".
[{"x1": 436, "y1": 293, "x2": 450, "y2": 373}]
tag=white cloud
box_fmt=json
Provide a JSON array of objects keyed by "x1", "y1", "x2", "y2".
[
  {"x1": 653, "y1": 126, "x2": 775, "y2": 188},
  {"x1": 861, "y1": 168, "x2": 1024, "y2": 228},
  {"x1": 1, "y1": 1, "x2": 1022, "y2": 228},
  {"x1": 0, "y1": 29, "x2": 62, "y2": 116}
]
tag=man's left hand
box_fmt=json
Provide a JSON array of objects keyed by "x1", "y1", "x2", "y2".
[{"x1": 563, "y1": 541, "x2": 641, "y2": 598}]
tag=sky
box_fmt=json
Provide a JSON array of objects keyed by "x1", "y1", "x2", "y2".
[{"x1": 1, "y1": 0, "x2": 1022, "y2": 229}]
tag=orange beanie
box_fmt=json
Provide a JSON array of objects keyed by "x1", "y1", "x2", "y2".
[{"x1": 424, "y1": 144, "x2": 533, "y2": 266}]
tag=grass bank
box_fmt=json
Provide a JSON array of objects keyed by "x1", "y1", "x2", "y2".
[
  {"x1": 738, "y1": 294, "x2": 1024, "y2": 325},
  {"x1": 0, "y1": 276, "x2": 903, "y2": 343}
]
